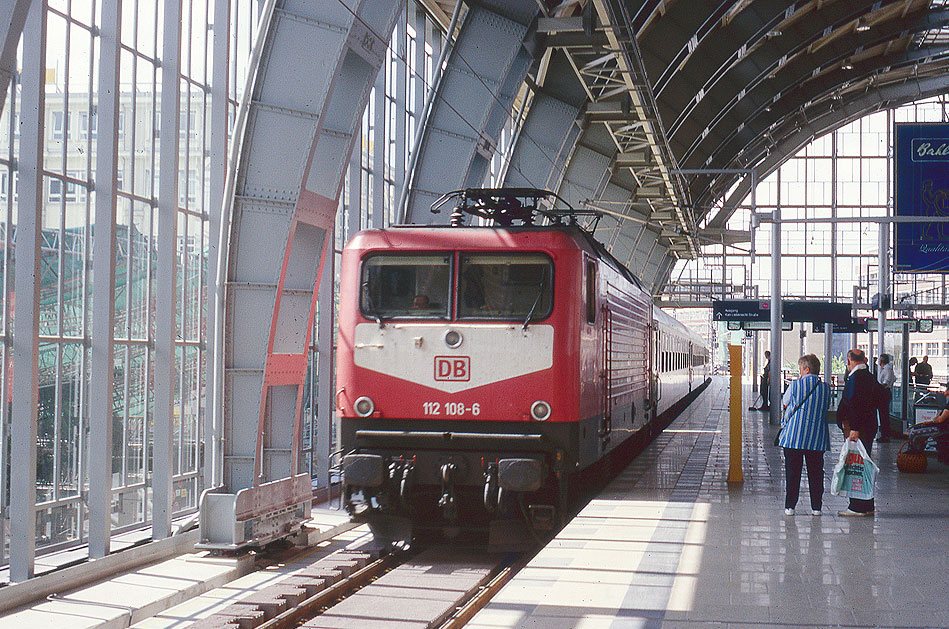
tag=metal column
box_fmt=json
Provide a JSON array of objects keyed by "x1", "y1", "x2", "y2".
[
  {"x1": 207, "y1": 0, "x2": 231, "y2": 491},
  {"x1": 88, "y1": 0, "x2": 122, "y2": 558},
  {"x1": 393, "y1": 9, "x2": 407, "y2": 211},
  {"x1": 9, "y1": 0, "x2": 44, "y2": 582},
  {"x1": 770, "y1": 208, "x2": 782, "y2": 425},
  {"x1": 372, "y1": 62, "x2": 386, "y2": 229},
  {"x1": 154, "y1": 0, "x2": 183, "y2": 540},
  {"x1": 751, "y1": 285, "x2": 758, "y2": 391},
  {"x1": 876, "y1": 222, "x2": 888, "y2": 361},
  {"x1": 314, "y1": 249, "x2": 334, "y2": 487}
]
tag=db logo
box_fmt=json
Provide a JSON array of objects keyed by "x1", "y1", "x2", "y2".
[{"x1": 434, "y1": 356, "x2": 470, "y2": 381}]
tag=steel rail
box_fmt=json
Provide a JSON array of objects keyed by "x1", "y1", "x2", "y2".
[{"x1": 257, "y1": 552, "x2": 400, "y2": 629}]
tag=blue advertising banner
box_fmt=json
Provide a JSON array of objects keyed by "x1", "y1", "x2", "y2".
[{"x1": 895, "y1": 123, "x2": 949, "y2": 272}]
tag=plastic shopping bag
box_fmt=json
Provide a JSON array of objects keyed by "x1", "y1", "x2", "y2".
[{"x1": 830, "y1": 439, "x2": 880, "y2": 500}]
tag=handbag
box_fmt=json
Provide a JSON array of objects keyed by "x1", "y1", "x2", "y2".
[
  {"x1": 774, "y1": 380, "x2": 820, "y2": 446},
  {"x1": 830, "y1": 439, "x2": 880, "y2": 499}
]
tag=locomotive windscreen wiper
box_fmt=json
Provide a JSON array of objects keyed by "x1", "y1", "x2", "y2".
[
  {"x1": 522, "y1": 269, "x2": 547, "y2": 330},
  {"x1": 362, "y1": 280, "x2": 385, "y2": 328}
]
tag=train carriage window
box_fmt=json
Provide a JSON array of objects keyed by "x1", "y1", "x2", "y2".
[
  {"x1": 361, "y1": 254, "x2": 452, "y2": 319},
  {"x1": 458, "y1": 253, "x2": 553, "y2": 320},
  {"x1": 585, "y1": 259, "x2": 596, "y2": 323}
]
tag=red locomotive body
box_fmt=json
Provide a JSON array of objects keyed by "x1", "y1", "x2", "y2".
[{"x1": 337, "y1": 190, "x2": 708, "y2": 545}]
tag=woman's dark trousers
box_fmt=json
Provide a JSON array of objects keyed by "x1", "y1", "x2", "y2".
[{"x1": 784, "y1": 448, "x2": 825, "y2": 510}]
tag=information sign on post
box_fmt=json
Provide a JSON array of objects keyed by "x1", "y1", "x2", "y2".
[
  {"x1": 742, "y1": 321, "x2": 793, "y2": 331},
  {"x1": 866, "y1": 318, "x2": 934, "y2": 333},
  {"x1": 811, "y1": 319, "x2": 868, "y2": 334},
  {"x1": 712, "y1": 300, "x2": 769, "y2": 321},
  {"x1": 782, "y1": 301, "x2": 852, "y2": 325},
  {"x1": 714, "y1": 300, "x2": 851, "y2": 326},
  {"x1": 895, "y1": 123, "x2": 949, "y2": 272}
]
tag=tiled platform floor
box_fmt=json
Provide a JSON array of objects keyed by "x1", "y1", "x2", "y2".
[{"x1": 469, "y1": 376, "x2": 949, "y2": 628}]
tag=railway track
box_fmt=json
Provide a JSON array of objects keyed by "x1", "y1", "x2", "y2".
[{"x1": 191, "y1": 538, "x2": 527, "y2": 629}]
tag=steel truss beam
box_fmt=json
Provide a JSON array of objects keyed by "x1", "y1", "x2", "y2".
[{"x1": 565, "y1": 0, "x2": 696, "y2": 260}]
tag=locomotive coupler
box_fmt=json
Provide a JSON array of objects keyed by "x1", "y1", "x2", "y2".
[
  {"x1": 483, "y1": 462, "x2": 499, "y2": 512},
  {"x1": 438, "y1": 462, "x2": 458, "y2": 520}
]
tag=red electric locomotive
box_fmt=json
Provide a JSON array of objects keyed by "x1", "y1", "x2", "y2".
[{"x1": 337, "y1": 189, "x2": 708, "y2": 546}]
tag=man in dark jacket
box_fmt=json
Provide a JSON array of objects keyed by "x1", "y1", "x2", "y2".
[
  {"x1": 836, "y1": 348, "x2": 878, "y2": 516},
  {"x1": 750, "y1": 350, "x2": 771, "y2": 411}
]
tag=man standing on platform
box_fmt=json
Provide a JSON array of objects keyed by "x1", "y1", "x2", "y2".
[
  {"x1": 752, "y1": 350, "x2": 771, "y2": 411},
  {"x1": 915, "y1": 355, "x2": 933, "y2": 386},
  {"x1": 876, "y1": 354, "x2": 895, "y2": 443},
  {"x1": 836, "y1": 348, "x2": 878, "y2": 516}
]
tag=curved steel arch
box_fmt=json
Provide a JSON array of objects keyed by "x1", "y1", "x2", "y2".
[
  {"x1": 501, "y1": 50, "x2": 586, "y2": 191},
  {"x1": 709, "y1": 72, "x2": 949, "y2": 230},
  {"x1": 699, "y1": 47, "x2": 949, "y2": 216},
  {"x1": 684, "y1": 7, "x2": 946, "y2": 171},
  {"x1": 0, "y1": 0, "x2": 31, "y2": 114},
  {"x1": 401, "y1": 0, "x2": 540, "y2": 223},
  {"x1": 202, "y1": 0, "x2": 403, "y2": 546}
]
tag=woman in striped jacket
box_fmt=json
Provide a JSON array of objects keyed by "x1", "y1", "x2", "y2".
[{"x1": 779, "y1": 354, "x2": 832, "y2": 516}]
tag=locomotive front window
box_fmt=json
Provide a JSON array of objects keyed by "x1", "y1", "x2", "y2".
[
  {"x1": 361, "y1": 254, "x2": 451, "y2": 319},
  {"x1": 458, "y1": 253, "x2": 553, "y2": 320}
]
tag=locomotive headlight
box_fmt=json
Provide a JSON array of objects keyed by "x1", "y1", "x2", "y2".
[
  {"x1": 530, "y1": 400, "x2": 552, "y2": 421},
  {"x1": 354, "y1": 396, "x2": 375, "y2": 417},
  {"x1": 444, "y1": 329, "x2": 463, "y2": 348}
]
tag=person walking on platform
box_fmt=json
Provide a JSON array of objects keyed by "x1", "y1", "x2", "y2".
[
  {"x1": 876, "y1": 354, "x2": 895, "y2": 443},
  {"x1": 779, "y1": 354, "x2": 831, "y2": 516},
  {"x1": 836, "y1": 349, "x2": 878, "y2": 517},
  {"x1": 752, "y1": 350, "x2": 771, "y2": 411}
]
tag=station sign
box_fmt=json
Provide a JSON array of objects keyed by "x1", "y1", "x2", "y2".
[
  {"x1": 866, "y1": 318, "x2": 934, "y2": 333},
  {"x1": 713, "y1": 300, "x2": 769, "y2": 321},
  {"x1": 811, "y1": 319, "x2": 868, "y2": 334},
  {"x1": 714, "y1": 299, "x2": 851, "y2": 325},
  {"x1": 894, "y1": 123, "x2": 949, "y2": 273},
  {"x1": 782, "y1": 301, "x2": 852, "y2": 325},
  {"x1": 741, "y1": 321, "x2": 793, "y2": 331}
]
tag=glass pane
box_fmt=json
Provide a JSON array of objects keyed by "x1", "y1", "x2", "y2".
[
  {"x1": 36, "y1": 502, "x2": 81, "y2": 549},
  {"x1": 458, "y1": 253, "x2": 553, "y2": 320},
  {"x1": 113, "y1": 486, "x2": 146, "y2": 528},
  {"x1": 360, "y1": 254, "x2": 451, "y2": 318},
  {"x1": 126, "y1": 344, "x2": 148, "y2": 485},
  {"x1": 59, "y1": 341, "x2": 83, "y2": 499}
]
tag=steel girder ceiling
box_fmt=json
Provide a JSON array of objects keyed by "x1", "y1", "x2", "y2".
[
  {"x1": 409, "y1": 0, "x2": 949, "y2": 293},
  {"x1": 625, "y1": 0, "x2": 949, "y2": 235}
]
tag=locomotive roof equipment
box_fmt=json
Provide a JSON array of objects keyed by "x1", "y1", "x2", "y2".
[{"x1": 431, "y1": 187, "x2": 602, "y2": 230}]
